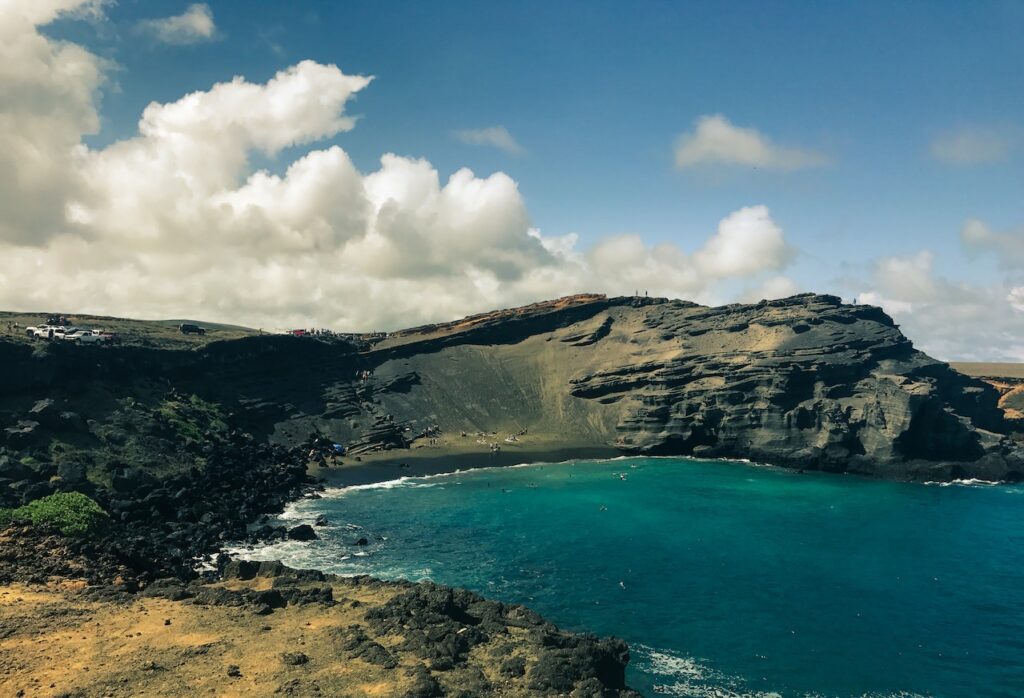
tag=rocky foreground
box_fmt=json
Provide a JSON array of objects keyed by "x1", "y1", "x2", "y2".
[{"x1": 1, "y1": 559, "x2": 635, "y2": 697}]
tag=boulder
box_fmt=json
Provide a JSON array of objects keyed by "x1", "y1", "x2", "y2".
[
  {"x1": 0, "y1": 456, "x2": 33, "y2": 481},
  {"x1": 28, "y1": 399, "x2": 60, "y2": 427},
  {"x1": 3, "y1": 421, "x2": 42, "y2": 449},
  {"x1": 280, "y1": 652, "x2": 309, "y2": 666},
  {"x1": 286, "y1": 524, "x2": 317, "y2": 541},
  {"x1": 222, "y1": 559, "x2": 260, "y2": 580},
  {"x1": 111, "y1": 467, "x2": 159, "y2": 495},
  {"x1": 56, "y1": 461, "x2": 87, "y2": 485}
]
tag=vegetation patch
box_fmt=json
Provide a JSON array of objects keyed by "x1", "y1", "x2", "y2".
[
  {"x1": 156, "y1": 394, "x2": 228, "y2": 444},
  {"x1": 0, "y1": 492, "x2": 108, "y2": 537}
]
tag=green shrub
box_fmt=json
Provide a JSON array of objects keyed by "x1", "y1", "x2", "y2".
[
  {"x1": 1, "y1": 492, "x2": 108, "y2": 537},
  {"x1": 156, "y1": 394, "x2": 228, "y2": 443}
]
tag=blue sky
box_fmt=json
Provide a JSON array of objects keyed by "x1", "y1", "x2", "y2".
[
  {"x1": 64, "y1": 0, "x2": 1023, "y2": 285},
  {"x1": 5, "y1": 0, "x2": 1024, "y2": 358}
]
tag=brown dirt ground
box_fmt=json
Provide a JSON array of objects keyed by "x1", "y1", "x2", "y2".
[{"x1": 0, "y1": 578, "x2": 541, "y2": 698}]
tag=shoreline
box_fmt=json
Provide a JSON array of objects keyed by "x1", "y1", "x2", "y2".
[
  {"x1": 312, "y1": 437, "x2": 621, "y2": 488},
  {"x1": 308, "y1": 443, "x2": 1022, "y2": 496}
]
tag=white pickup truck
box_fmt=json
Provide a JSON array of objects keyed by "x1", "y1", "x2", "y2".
[{"x1": 64, "y1": 329, "x2": 107, "y2": 344}]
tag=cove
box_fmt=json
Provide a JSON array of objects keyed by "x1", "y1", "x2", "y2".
[{"x1": 235, "y1": 458, "x2": 1024, "y2": 697}]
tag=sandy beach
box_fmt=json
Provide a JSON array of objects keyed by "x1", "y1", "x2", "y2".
[{"x1": 311, "y1": 434, "x2": 620, "y2": 487}]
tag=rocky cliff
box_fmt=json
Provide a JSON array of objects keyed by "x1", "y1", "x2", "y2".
[
  {"x1": 331, "y1": 293, "x2": 1021, "y2": 481},
  {"x1": 1, "y1": 293, "x2": 1021, "y2": 495}
]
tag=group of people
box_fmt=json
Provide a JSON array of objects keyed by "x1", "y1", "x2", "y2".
[{"x1": 5, "y1": 321, "x2": 21, "y2": 334}]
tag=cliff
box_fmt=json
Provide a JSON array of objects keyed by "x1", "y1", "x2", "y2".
[
  {"x1": 2, "y1": 293, "x2": 1021, "y2": 486},
  {"x1": 295, "y1": 293, "x2": 1020, "y2": 481}
]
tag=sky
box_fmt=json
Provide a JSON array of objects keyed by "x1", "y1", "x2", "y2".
[{"x1": 1, "y1": 0, "x2": 1023, "y2": 360}]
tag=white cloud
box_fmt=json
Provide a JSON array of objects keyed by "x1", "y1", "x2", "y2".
[
  {"x1": 739, "y1": 276, "x2": 799, "y2": 304},
  {"x1": 674, "y1": 114, "x2": 829, "y2": 171},
  {"x1": 453, "y1": 126, "x2": 525, "y2": 156},
  {"x1": 856, "y1": 250, "x2": 1024, "y2": 361},
  {"x1": 137, "y1": 3, "x2": 216, "y2": 45},
  {"x1": 0, "y1": 4, "x2": 798, "y2": 332},
  {"x1": 0, "y1": 0, "x2": 104, "y2": 244},
  {"x1": 960, "y1": 218, "x2": 1024, "y2": 269},
  {"x1": 930, "y1": 127, "x2": 1015, "y2": 165}
]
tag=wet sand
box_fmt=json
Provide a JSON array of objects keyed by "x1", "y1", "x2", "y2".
[{"x1": 312, "y1": 435, "x2": 620, "y2": 487}]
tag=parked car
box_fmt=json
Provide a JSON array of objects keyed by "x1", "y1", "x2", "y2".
[
  {"x1": 32, "y1": 325, "x2": 66, "y2": 340},
  {"x1": 64, "y1": 329, "x2": 106, "y2": 344},
  {"x1": 179, "y1": 323, "x2": 206, "y2": 336}
]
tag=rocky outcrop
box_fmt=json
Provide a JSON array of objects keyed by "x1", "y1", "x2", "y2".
[
  {"x1": 0, "y1": 562, "x2": 639, "y2": 697},
  {"x1": 351, "y1": 293, "x2": 1023, "y2": 481},
  {"x1": 2, "y1": 292, "x2": 1020, "y2": 490}
]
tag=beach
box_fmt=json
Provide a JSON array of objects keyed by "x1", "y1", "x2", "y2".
[{"x1": 313, "y1": 434, "x2": 620, "y2": 487}]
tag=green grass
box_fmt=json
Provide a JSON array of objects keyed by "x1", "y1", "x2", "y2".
[
  {"x1": 0, "y1": 310, "x2": 258, "y2": 350},
  {"x1": 156, "y1": 394, "x2": 228, "y2": 444},
  {"x1": 0, "y1": 492, "x2": 108, "y2": 537}
]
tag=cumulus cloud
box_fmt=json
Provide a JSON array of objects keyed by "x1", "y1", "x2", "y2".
[
  {"x1": 453, "y1": 126, "x2": 525, "y2": 156},
  {"x1": 961, "y1": 218, "x2": 1024, "y2": 269},
  {"x1": 0, "y1": 0, "x2": 104, "y2": 245},
  {"x1": 0, "y1": 4, "x2": 799, "y2": 331},
  {"x1": 856, "y1": 250, "x2": 1024, "y2": 361},
  {"x1": 929, "y1": 126, "x2": 1015, "y2": 165},
  {"x1": 137, "y1": 3, "x2": 216, "y2": 45},
  {"x1": 674, "y1": 114, "x2": 829, "y2": 171}
]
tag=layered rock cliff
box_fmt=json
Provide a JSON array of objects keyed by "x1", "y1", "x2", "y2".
[
  {"x1": 1, "y1": 293, "x2": 1021, "y2": 488},
  {"x1": 330, "y1": 293, "x2": 1020, "y2": 481}
]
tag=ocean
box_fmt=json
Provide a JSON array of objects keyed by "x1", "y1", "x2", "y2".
[{"x1": 233, "y1": 458, "x2": 1024, "y2": 697}]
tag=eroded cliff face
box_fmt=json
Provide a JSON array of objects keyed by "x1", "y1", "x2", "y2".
[
  {"x1": 336, "y1": 294, "x2": 1021, "y2": 481},
  {"x1": 2, "y1": 293, "x2": 1019, "y2": 482}
]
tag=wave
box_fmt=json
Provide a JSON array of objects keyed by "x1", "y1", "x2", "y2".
[
  {"x1": 633, "y1": 644, "x2": 932, "y2": 698},
  {"x1": 632, "y1": 643, "x2": 782, "y2": 697},
  {"x1": 922, "y1": 478, "x2": 1003, "y2": 487}
]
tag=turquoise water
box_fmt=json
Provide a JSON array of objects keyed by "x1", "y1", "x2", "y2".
[{"x1": 237, "y1": 458, "x2": 1024, "y2": 697}]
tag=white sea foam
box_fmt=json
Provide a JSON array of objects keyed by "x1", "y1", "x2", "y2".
[
  {"x1": 922, "y1": 478, "x2": 1003, "y2": 487},
  {"x1": 633, "y1": 644, "x2": 779, "y2": 697}
]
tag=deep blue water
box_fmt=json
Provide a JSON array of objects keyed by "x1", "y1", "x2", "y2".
[{"x1": 235, "y1": 458, "x2": 1024, "y2": 697}]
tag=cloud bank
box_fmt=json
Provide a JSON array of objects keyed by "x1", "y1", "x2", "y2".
[
  {"x1": 857, "y1": 247, "x2": 1024, "y2": 362},
  {"x1": 0, "y1": 2, "x2": 797, "y2": 331},
  {"x1": 674, "y1": 114, "x2": 829, "y2": 171}
]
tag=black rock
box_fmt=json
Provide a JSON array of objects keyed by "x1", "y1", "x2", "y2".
[
  {"x1": 281, "y1": 652, "x2": 309, "y2": 666},
  {"x1": 0, "y1": 456, "x2": 33, "y2": 481},
  {"x1": 20, "y1": 481, "x2": 53, "y2": 504},
  {"x1": 58, "y1": 411, "x2": 88, "y2": 432},
  {"x1": 402, "y1": 666, "x2": 443, "y2": 698},
  {"x1": 28, "y1": 399, "x2": 60, "y2": 427},
  {"x1": 499, "y1": 655, "x2": 526, "y2": 677},
  {"x1": 111, "y1": 467, "x2": 158, "y2": 495},
  {"x1": 222, "y1": 559, "x2": 259, "y2": 580},
  {"x1": 4, "y1": 421, "x2": 42, "y2": 449},
  {"x1": 287, "y1": 524, "x2": 317, "y2": 541},
  {"x1": 314, "y1": 514, "x2": 329, "y2": 527},
  {"x1": 56, "y1": 461, "x2": 87, "y2": 484}
]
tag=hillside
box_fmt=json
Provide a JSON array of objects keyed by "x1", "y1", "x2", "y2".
[{"x1": 2, "y1": 293, "x2": 1022, "y2": 492}]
